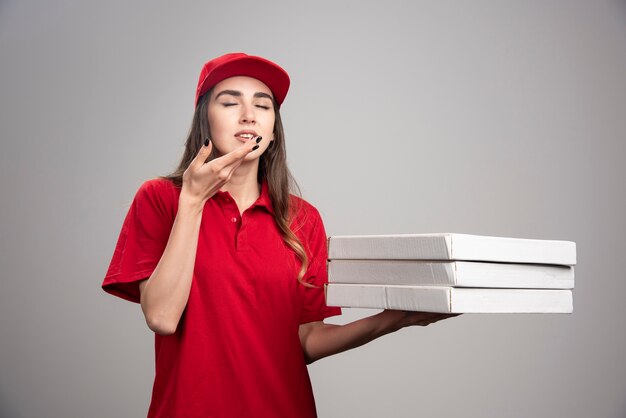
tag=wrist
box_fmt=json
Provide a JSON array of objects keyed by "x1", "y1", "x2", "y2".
[
  {"x1": 178, "y1": 194, "x2": 205, "y2": 216},
  {"x1": 373, "y1": 310, "x2": 405, "y2": 335}
]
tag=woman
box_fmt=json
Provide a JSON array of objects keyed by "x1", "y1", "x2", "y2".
[{"x1": 102, "y1": 52, "x2": 455, "y2": 417}]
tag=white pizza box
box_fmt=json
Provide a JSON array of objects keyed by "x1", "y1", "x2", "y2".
[
  {"x1": 328, "y1": 233, "x2": 576, "y2": 266},
  {"x1": 326, "y1": 284, "x2": 573, "y2": 313},
  {"x1": 328, "y1": 260, "x2": 574, "y2": 289}
]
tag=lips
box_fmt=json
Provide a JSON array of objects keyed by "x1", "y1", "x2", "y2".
[{"x1": 234, "y1": 130, "x2": 259, "y2": 142}]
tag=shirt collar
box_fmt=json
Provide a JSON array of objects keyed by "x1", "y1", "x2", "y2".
[
  {"x1": 214, "y1": 181, "x2": 274, "y2": 215},
  {"x1": 253, "y1": 181, "x2": 275, "y2": 215}
]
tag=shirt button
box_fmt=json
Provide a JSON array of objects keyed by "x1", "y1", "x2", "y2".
[{"x1": 231, "y1": 217, "x2": 238, "y2": 223}]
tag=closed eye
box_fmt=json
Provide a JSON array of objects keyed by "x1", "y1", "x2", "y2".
[{"x1": 256, "y1": 105, "x2": 271, "y2": 110}]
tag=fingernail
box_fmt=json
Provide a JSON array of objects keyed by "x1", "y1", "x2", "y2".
[
  {"x1": 204, "y1": 137, "x2": 210, "y2": 147},
  {"x1": 256, "y1": 136, "x2": 263, "y2": 144},
  {"x1": 252, "y1": 145, "x2": 259, "y2": 151}
]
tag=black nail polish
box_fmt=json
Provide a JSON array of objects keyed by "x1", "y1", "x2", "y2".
[
  {"x1": 252, "y1": 145, "x2": 259, "y2": 151},
  {"x1": 256, "y1": 136, "x2": 263, "y2": 144},
  {"x1": 204, "y1": 137, "x2": 210, "y2": 147}
]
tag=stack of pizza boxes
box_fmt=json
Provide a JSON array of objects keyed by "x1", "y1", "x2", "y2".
[{"x1": 325, "y1": 233, "x2": 576, "y2": 313}]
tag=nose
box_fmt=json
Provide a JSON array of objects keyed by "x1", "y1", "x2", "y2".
[{"x1": 239, "y1": 102, "x2": 256, "y2": 125}]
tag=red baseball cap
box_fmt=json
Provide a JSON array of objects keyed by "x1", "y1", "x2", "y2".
[{"x1": 195, "y1": 52, "x2": 290, "y2": 107}]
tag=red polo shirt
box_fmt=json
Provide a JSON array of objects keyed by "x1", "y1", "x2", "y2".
[{"x1": 102, "y1": 178, "x2": 341, "y2": 418}]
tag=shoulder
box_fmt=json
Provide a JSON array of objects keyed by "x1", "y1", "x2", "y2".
[
  {"x1": 135, "y1": 177, "x2": 180, "y2": 201},
  {"x1": 132, "y1": 177, "x2": 180, "y2": 218},
  {"x1": 290, "y1": 195, "x2": 325, "y2": 236},
  {"x1": 291, "y1": 194, "x2": 322, "y2": 221},
  {"x1": 137, "y1": 177, "x2": 179, "y2": 195}
]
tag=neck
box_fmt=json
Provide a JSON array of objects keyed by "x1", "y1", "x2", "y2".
[{"x1": 220, "y1": 160, "x2": 261, "y2": 214}]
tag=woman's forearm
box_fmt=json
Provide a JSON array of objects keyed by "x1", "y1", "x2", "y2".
[
  {"x1": 299, "y1": 311, "x2": 401, "y2": 364},
  {"x1": 299, "y1": 310, "x2": 456, "y2": 363},
  {"x1": 139, "y1": 198, "x2": 204, "y2": 335}
]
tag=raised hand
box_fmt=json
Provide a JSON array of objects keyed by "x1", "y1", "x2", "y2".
[{"x1": 180, "y1": 136, "x2": 262, "y2": 207}]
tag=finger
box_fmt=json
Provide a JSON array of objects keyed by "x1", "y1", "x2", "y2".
[
  {"x1": 212, "y1": 136, "x2": 262, "y2": 169},
  {"x1": 191, "y1": 137, "x2": 213, "y2": 168}
]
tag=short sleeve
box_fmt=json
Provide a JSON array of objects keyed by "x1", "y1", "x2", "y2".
[
  {"x1": 297, "y1": 205, "x2": 342, "y2": 324},
  {"x1": 102, "y1": 179, "x2": 178, "y2": 303}
]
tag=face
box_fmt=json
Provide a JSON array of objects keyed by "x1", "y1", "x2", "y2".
[{"x1": 207, "y1": 76, "x2": 276, "y2": 159}]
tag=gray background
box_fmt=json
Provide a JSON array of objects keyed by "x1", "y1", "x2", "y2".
[{"x1": 1, "y1": 1, "x2": 625, "y2": 417}]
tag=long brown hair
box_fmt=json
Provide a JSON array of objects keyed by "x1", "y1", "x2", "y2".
[{"x1": 162, "y1": 88, "x2": 312, "y2": 286}]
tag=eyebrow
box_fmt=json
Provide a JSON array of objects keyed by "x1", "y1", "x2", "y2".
[{"x1": 214, "y1": 89, "x2": 274, "y2": 101}]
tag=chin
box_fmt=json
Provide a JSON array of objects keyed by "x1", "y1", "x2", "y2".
[{"x1": 243, "y1": 152, "x2": 261, "y2": 162}]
